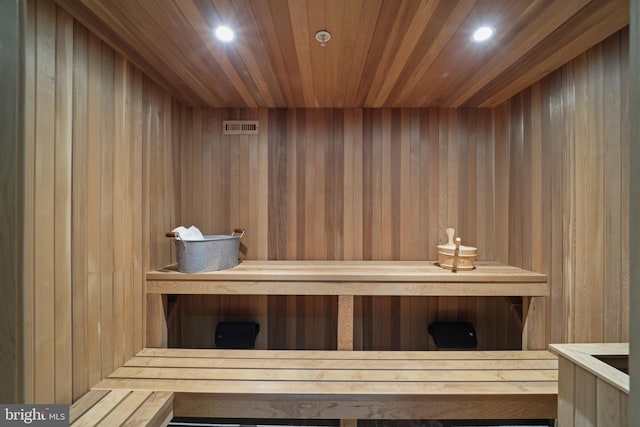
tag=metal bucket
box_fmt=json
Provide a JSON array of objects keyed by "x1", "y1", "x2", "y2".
[{"x1": 166, "y1": 228, "x2": 245, "y2": 273}]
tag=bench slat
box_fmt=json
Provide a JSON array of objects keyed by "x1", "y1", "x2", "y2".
[
  {"x1": 94, "y1": 377, "x2": 557, "y2": 396},
  {"x1": 122, "y1": 391, "x2": 174, "y2": 427},
  {"x1": 96, "y1": 391, "x2": 152, "y2": 427},
  {"x1": 124, "y1": 356, "x2": 558, "y2": 370},
  {"x1": 137, "y1": 348, "x2": 558, "y2": 360},
  {"x1": 72, "y1": 390, "x2": 174, "y2": 427},
  {"x1": 147, "y1": 261, "x2": 547, "y2": 283},
  {"x1": 72, "y1": 389, "x2": 132, "y2": 427},
  {"x1": 70, "y1": 390, "x2": 111, "y2": 423},
  {"x1": 110, "y1": 366, "x2": 557, "y2": 382}
]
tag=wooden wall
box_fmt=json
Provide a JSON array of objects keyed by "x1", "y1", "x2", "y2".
[
  {"x1": 0, "y1": 0, "x2": 24, "y2": 404},
  {"x1": 19, "y1": 0, "x2": 630, "y2": 402},
  {"x1": 180, "y1": 108, "x2": 496, "y2": 260},
  {"x1": 629, "y1": 0, "x2": 639, "y2": 423},
  {"x1": 176, "y1": 30, "x2": 630, "y2": 351},
  {"x1": 23, "y1": 0, "x2": 181, "y2": 403},
  {"x1": 176, "y1": 108, "x2": 521, "y2": 350},
  {"x1": 494, "y1": 29, "x2": 630, "y2": 346}
]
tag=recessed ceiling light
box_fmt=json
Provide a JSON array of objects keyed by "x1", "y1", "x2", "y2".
[
  {"x1": 472, "y1": 26, "x2": 494, "y2": 42},
  {"x1": 215, "y1": 25, "x2": 234, "y2": 42}
]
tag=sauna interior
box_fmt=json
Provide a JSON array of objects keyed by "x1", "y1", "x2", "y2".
[{"x1": 2, "y1": 0, "x2": 639, "y2": 425}]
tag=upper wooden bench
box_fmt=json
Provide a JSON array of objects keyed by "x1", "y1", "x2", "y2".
[
  {"x1": 93, "y1": 347, "x2": 558, "y2": 421},
  {"x1": 146, "y1": 260, "x2": 548, "y2": 295},
  {"x1": 146, "y1": 260, "x2": 549, "y2": 350}
]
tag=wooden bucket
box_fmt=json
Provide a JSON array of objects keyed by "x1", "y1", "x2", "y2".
[{"x1": 437, "y1": 228, "x2": 477, "y2": 271}]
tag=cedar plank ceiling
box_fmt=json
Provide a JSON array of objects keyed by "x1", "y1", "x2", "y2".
[{"x1": 54, "y1": 0, "x2": 629, "y2": 108}]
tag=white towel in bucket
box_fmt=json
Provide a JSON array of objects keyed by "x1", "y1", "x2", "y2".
[{"x1": 172, "y1": 225, "x2": 205, "y2": 241}]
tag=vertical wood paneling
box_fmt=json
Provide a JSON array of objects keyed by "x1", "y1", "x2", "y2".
[
  {"x1": 356, "y1": 296, "x2": 521, "y2": 351},
  {"x1": 496, "y1": 29, "x2": 629, "y2": 345},
  {"x1": 557, "y1": 354, "x2": 629, "y2": 427},
  {"x1": 100, "y1": 41, "x2": 115, "y2": 380},
  {"x1": 629, "y1": 1, "x2": 639, "y2": 423},
  {"x1": 183, "y1": 106, "x2": 497, "y2": 261},
  {"x1": 54, "y1": 7, "x2": 73, "y2": 404},
  {"x1": 492, "y1": 103, "x2": 510, "y2": 264},
  {"x1": 0, "y1": 1, "x2": 27, "y2": 403},
  {"x1": 425, "y1": 109, "x2": 439, "y2": 259},
  {"x1": 178, "y1": 106, "x2": 526, "y2": 350},
  {"x1": 33, "y1": 0, "x2": 56, "y2": 403},
  {"x1": 112, "y1": 54, "x2": 129, "y2": 368},
  {"x1": 0, "y1": 0, "x2": 24, "y2": 404},
  {"x1": 70, "y1": 22, "x2": 88, "y2": 399},
  {"x1": 557, "y1": 356, "x2": 576, "y2": 426},
  {"x1": 23, "y1": 0, "x2": 629, "y2": 396},
  {"x1": 597, "y1": 378, "x2": 628, "y2": 427},
  {"x1": 179, "y1": 31, "x2": 628, "y2": 349},
  {"x1": 257, "y1": 108, "x2": 270, "y2": 259},
  {"x1": 343, "y1": 109, "x2": 363, "y2": 260},
  {"x1": 619, "y1": 31, "x2": 630, "y2": 346},
  {"x1": 602, "y1": 33, "x2": 625, "y2": 343},
  {"x1": 542, "y1": 72, "x2": 566, "y2": 345},
  {"x1": 563, "y1": 60, "x2": 578, "y2": 344},
  {"x1": 24, "y1": 0, "x2": 182, "y2": 403},
  {"x1": 85, "y1": 29, "x2": 102, "y2": 391},
  {"x1": 23, "y1": 0, "x2": 36, "y2": 404},
  {"x1": 575, "y1": 365, "x2": 598, "y2": 426}
]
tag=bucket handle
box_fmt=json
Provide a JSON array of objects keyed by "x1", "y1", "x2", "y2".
[
  {"x1": 166, "y1": 229, "x2": 245, "y2": 239},
  {"x1": 452, "y1": 237, "x2": 461, "y2": 273},
  {"x1": 165, "y1": 231, "x2": 187, "y2": 249}
]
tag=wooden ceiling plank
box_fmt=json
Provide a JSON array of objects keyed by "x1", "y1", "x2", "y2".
[
  {"x1": 218, "y1": 1, "x2": 280, "y2": 107},
  {"x1": 354, "y1": 1, "x2": 405, "y2": 106},
  {"x1": 89, "y1": 0, "x2": 228, "y2": 106},
  {"x1": 121, "y1": 0, "x2": 230, "y2": 105},
  {"x1": 371, "y1": 0, "x2": 440, "y2": 107},
  {"x1": 392, "y1": 0, "x2": 477, "y2": 106},
  {"x1": 342, "y1": 0, "x2": 382, "y2": 107},
  {"x1": 177, "y1": 0, "x2": 258, "y2": 107},
  {"x1": 307, "y1": 0, "x2": 328, "y2": 107},
  {"x1": 329, "y1": 0, "x2": 359, "y2": 108},
  {"x1": 57, "y1": 0, "x2": 208, "y2": 106},
  {"x1": 287, "y1": 0, "x2": 315, "y2": 107},
  {"x1": 364, "y1": 0, "x2": 426, "y2": 106},
  {"x1": 475, "y1": 0, "x2": 629, "y2": 107},
  {"x1": 139, "y1": 0, "x2": 238, "y2": 106},
  {"x1": 325, "y1": 0, "x2": 346, "y2": 108},
  {"x1": 445, "y1": 0, "x2": 591, "y2": 107},
  {"x1": 259, "y1": 0, "x2": 305, "y2": 107},
  {"x1": 194, "y1": 0, "x2": 267, "y2": 107},
  {"x1": 406, "y1": 0, "x2": 537, "y2": 107}
]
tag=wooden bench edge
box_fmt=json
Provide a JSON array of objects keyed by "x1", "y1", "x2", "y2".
[
  {"x1": 174, "y1": 392, "x2": 557, "y2": 420},
  {"x1": 70, "y1": 389, "x2": 174, "y2": 427}
]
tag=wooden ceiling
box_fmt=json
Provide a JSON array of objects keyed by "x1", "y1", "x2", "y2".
[{"x1": 55, "y1": 0, "x2": 629, "y2": 108}]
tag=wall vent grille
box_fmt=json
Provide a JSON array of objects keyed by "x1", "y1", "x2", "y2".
[{"x1": 223, "y1": 120, "x2": 259, "y2": 135}]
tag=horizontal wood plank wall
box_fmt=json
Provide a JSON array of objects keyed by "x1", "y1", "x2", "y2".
[
  {"x1": 494, "y1": 29, "x2": 629, "y2": 346},
  {"x1": 23, "y1": 0, "x2": 181, "y2": 403},
  {"x1": 178, "y1": 107, "x2": 521, "y2": 350}
]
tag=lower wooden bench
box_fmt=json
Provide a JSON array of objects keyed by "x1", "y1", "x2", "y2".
[
  {"x1": 92, "y1": 348, "x2": 558, "y2": 422},
  {"x1": 70, "y1": 388, "x2": 174, "y2": 426}
]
